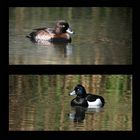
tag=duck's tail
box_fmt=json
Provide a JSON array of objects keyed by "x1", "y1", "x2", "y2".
[{"x1": 26, "y1": 35, "x2": 31, "y2": 38}]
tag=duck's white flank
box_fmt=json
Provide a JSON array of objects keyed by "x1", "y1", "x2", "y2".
[{"x1": 87, "y1": 98, "x2": 102, "y2": 108}]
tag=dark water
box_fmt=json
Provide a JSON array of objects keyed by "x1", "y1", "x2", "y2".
[
  {"x1": 9, "y1": 75, "x2": 132, "y2": 131},
  {"x1": 9, "y1": 7, "x2": 132, "y2": 65}
]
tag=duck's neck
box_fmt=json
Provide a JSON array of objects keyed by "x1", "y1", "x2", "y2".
[{"x1": 76, "y1": 96, "x2": 85, "y2": 100}]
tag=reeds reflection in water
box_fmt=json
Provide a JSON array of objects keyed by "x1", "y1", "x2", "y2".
[{"x1": 9, "y1": 75, "x2": 132, "y2": 130}]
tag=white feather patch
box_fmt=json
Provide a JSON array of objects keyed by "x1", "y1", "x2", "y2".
[{"x1": 87, "y1": 98, "x2": 102, "y2": 108}]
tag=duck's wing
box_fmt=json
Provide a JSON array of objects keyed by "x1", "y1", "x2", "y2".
[
  {"x1": 33, "y1": 27, "x2": 55, "y2": 34},
  {"x1": 33, "y1": 27, "x2": 48, "y2": 31},
  {"x1": 86, "y1": 94, "x2": 96, "y2": 102},
  {"x1": 46, "y1": 28, "x2": 55, "y2": 34}
]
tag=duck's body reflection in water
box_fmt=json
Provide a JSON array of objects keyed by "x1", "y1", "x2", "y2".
[
  {"x1": 69, "y1": 106, "x2": 87, "y2": 122},
  {"x1": 69, "y1": 106, "x2": 103, "y2": 123},
  {"x1": 29, "y1": 41, "x2": 74, "y2": 58}
]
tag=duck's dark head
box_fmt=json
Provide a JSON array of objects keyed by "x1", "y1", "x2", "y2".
[
  {"x1": 55, "y1": 20, "x2": 74, "y2": 34},
  {"x1": 69, "y1": 84, "x2": 86, "y2": 98}
]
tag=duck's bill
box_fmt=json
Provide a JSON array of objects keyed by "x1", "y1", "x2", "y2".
[
  {"x1": 69, "y1": 90, "x2": 76, "y2": 96},
  {"x1": 66, "y1": 28, "x2": 74, "y2": 34}
]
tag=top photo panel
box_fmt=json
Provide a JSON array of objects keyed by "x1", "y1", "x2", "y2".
[{"x1": 9, "y1": 7, "x2": 132, "y2": 65}]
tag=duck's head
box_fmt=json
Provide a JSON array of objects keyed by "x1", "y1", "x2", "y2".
[
  {"x1": 69, "y1": 84, "x2": 86, "y2": 98},
  {"x1": 55, "y1": 20, "x2": 74, "y2": 34}
]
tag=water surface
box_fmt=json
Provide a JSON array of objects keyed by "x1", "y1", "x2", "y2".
[
  {"x1": 9, "y1": 75, "x2": 132, "y2": 131},
  {"x1": 9, "y1": 7, "x2": 132, "y2": 65}
]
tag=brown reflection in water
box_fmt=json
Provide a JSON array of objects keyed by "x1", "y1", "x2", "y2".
[{"x1": 9, "y1": 75, "x2": 132, "y2": 131}]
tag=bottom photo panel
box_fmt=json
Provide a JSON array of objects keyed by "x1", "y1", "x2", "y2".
[{"x1": 9, "y1": 75, "x2": 132, "y2": 131}]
